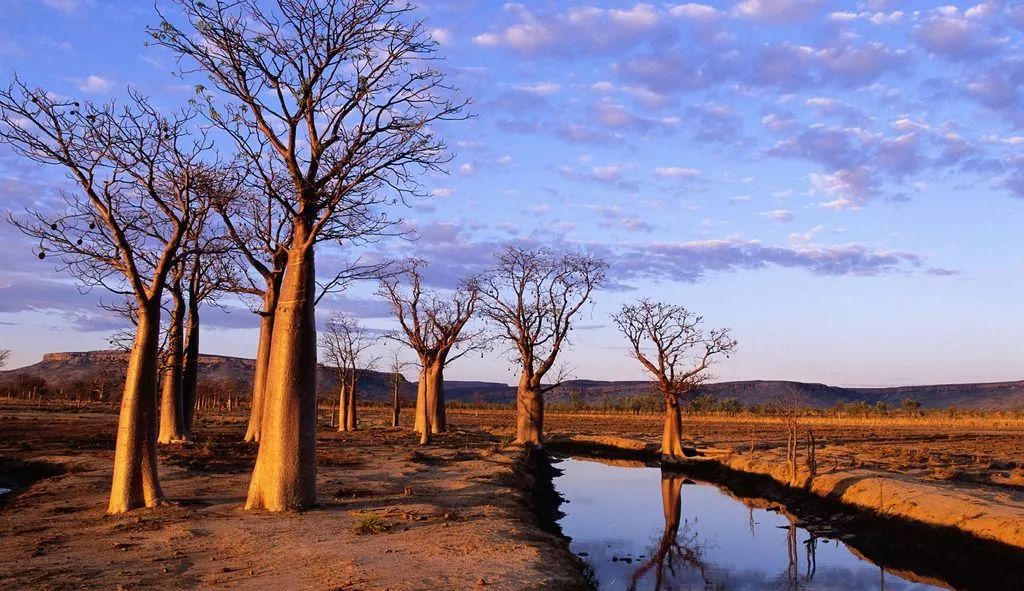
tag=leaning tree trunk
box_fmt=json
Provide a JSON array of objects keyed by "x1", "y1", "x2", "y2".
[
  {"x1": 515, "y1": 372, "x2": 544, "y2": 446},
  {"x1": 244, "y1": 293, "x2": 276, "y2": 443},
  {"x1": 109, "y1": 300, "x2": 169, "y2": 514},
  {"x1": 181, "y1": 300, "x2": 200, "y2": 438},
  {"x1": 345, "y1": 373, "x2": 357, "y2": 431},
  {"x1": 158, "y1": 291, "x2": 187, "y2": 444},
  {"x1": 245, "y1": 239, "x2": 318, "y2": 511},
  {"x1": 661, "y1": 397, "x2": 686, "y2": 462}
]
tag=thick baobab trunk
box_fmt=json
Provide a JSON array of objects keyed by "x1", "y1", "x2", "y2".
[
  {"x1": 181, "y1": 301, "x2": 200, "y2": 438},
  {"x1": 158, "y1": 292, "x2": 187, "y2": 444},
  {"x1": 414, "y1": 366, "x2": 427, "y2": 434},
  {"x1": 245, "y1": 240, "x2": 318, "y2": 511},
  {"x1": 244, "y1": 295, "x2": 276, "y2": 443},
  {"x1": 515, "y1": 373, "x2": 544, "y2": 446},
  {"x1": 661, "y1": 398, "x2": 685, "y2": 462},
  {"x1": 109, "y1": 301, "x2": 168, "y2": 513},
  {"x1": 345, "y1": 375, "x2": 357, "y2": 431},
  {"x1": 425, "y1": 362, "x2": 445, "y2": 434}
]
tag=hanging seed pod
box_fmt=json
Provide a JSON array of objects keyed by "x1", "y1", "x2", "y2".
[
  {"x1": 50, "y1": 223, "x2": 58, "y2": 230},
  {"x1": 37, "y1": 251, "x2": 46, "y2": 260},
  {"x1": 76, "y1": 238, "x2": 83, "y2": 245},
  {"x1": 89, "y1": 222, "x2": 96, "y2": 230}
]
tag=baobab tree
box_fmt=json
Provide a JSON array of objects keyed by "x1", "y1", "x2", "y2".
[
  {"x1": 152, "y1": 0, "x2": 466, "y2": 510},
  {"x1": 477, "y1": 247, "x2": 607, "y2": 446},
  {"x1": 320, "y1": 312, "x2": 377, "y2": 432},
  {"x1": 1, "y1": 82, "x2": 209, "y2": 513},
  {"x1": 379, "y1": 260, "x2": 479, "y2": 444},
  {"x1": 612, "y1": 299, "x2": 736, "y2": 462}
]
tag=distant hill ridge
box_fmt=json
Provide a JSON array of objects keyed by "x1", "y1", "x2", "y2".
[{"x1": 3, "y1": 350, "x2": 1024, "y2": 410}]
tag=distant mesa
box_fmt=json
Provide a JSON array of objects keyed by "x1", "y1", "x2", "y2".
[{"x1": 5, "y1": 351, "x2": 1024, "y2": 410}]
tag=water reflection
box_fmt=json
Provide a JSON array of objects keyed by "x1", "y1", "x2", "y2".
[{"x1": 553, "y1": 458, "x2": 947, "y2": 591}]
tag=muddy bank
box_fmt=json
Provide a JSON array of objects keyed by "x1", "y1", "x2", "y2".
[
  {"x1": 0, "y1": 409, "x2": 587, "y2": 591},
  {"x1": 547, "y1": 436, "x2": 1024, "y2": 591}
]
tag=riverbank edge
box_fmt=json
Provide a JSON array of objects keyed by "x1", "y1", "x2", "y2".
[
  {"x1": 510, "y1": 446, "x2": 594, "y2": 591},
  {"x1": 543, "y1": 434, "x2": 1024, "y2": 551},
  {"x1": 544, "y1": 435, "x2": 1024, "y2": 591}
]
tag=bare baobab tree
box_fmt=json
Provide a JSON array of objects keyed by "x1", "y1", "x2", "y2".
[
  {"x1": 151, "y1": 0, "x2": 466, "y2": 511},
  {"x1": 477, "y1": 247, "x2": 607, "y2": 446},
  {"x1": 320, "y1": 312, "x2": 377, "y2": 432},
  {"x1": 387, "y1": 348, "x2": 409, "y2": 427},
  {"x1": 612, "y1": 299, "x2": 736, "y2": 462},
  {"x1": 1, "y1": 81, "x2": 210, "y2": 513},
  {"x1": 379, "y1": 260, "x2": 479, "y2": 444}
]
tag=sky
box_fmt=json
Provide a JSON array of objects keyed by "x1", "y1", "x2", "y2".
[{"x1": 1, "y1": 0, "x2": 1024, "y2": 387}]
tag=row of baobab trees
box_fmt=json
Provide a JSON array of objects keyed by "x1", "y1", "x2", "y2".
[{"x1": 0, "y1": 0, "x2": 735, "y2": 515}]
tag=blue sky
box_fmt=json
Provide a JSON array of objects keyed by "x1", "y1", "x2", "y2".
[{"x1": 2, "y1": 0, "x2": 1024, "y2": 387}]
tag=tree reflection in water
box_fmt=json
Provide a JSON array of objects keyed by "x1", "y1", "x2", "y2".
[{"x1": 628, "y1": 471, "x2": 715, "y2": 590}]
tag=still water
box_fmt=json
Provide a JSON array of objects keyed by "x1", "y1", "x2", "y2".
[{"x1": 553, "y1": 457, "x2": 947, "y2": 591}]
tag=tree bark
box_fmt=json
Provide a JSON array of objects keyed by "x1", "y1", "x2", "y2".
[
  {"x1": 661, "y1": 398, "x2": 686, "y2": 462},
  {"x1": 414, "y1": 366, "x2": 427, "y2": 434},
  {"x1": 345, "y1": 373, "x2": 357, "y2": 431},
  {"x1": 515, "y1": 373, "x2": 544, "y2": 446},
  {"x1": 337, "y1": 371, "x2": 356, "y2": 433},
  {"x1": 181, "y1": 300, "x2": 200, "y2": 438},
  {"x1": 391, "y1": 378, "x2": 401, "y2": 427},
  {"x1": 425, "y1": 362, "x2": 445, "y2": 434},
  {"x1": 244, "y1": 296, "x2": 276, "y2": 443},
  {"x1": 245, "y1": 239, "x2": 318, "y2": 511},
  {"x1": 109, "y1": 300, "x2": 169, "y2": 513},
  {"x1": 158, "y1": 291, "x2": 187, "y2": 444}
]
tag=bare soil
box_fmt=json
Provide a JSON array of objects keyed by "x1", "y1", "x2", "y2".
[{"x1": 0, "y1": 404, "x2": 584, "y2": 591}]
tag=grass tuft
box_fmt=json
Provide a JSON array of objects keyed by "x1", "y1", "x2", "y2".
[{"x1": 353, "y1": 512, "x2": 389, "y2": 535}]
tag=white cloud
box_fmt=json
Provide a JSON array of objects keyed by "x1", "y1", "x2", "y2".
[
  {"x1": 430, "y1": 28, "x2": 452, "y2": 45},
  {"x1": 75, "y1": 75, "x2": 113, "y2": 93},
  {"x1": 652, "y1": 166, "x2": 701, "y2": 180},
  {"x1": 761, "y1": 209, "x2": 795, "y2": 223}
]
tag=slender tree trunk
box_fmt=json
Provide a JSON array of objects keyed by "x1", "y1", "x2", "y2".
[
  {"x1": 661, "y1": 398, "x2": 685, "y2": 462},
  {"x1": 245, "y1": 238, "x2": 317, "y2": 512},
  {"x1": 109, "y1": 300, "x2": 168, "y2": 513},
  {"x1": 244, "y1": 289, "x2": 277, "y2": 443},
  {"x1": 391, "y1": 377, "x2": 401, "y2": 427},
  {"x1": 345, "y1": 373, "x2": 357, "y2": 431},
  {"x1": 181, "y1": 301, "x2": 200, "y2": 438},
  {"x1": 515, "y1": 372, "x2": 543, "y2": 446},
  {"x1": 158, "y1": 292, "x2": 187, "y2": 444},
  {"x1": 337, "y1": 379, "x2": 348, "y2": 432}
]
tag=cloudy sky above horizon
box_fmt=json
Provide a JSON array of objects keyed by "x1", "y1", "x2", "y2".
[{"x1": 2, "y1": 0, "x2": 1024, "y2": 387}]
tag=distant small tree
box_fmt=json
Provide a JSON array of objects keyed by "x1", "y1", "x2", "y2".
[
  {"x1": 0, "y1": 349, "x2": 10, "y2": 369},
  {"x1": 902, "y1": 398, "x2": 922, "y2": 417},
  {"x1": 612, "y1": 299, "x2": 736, "y2": 462},
  {"x1": 386, "y1": 348, "x2": 409, "y2": 427},
  {"x1": 320, "y1": 312, "x2": 377, "y2": 432}
]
